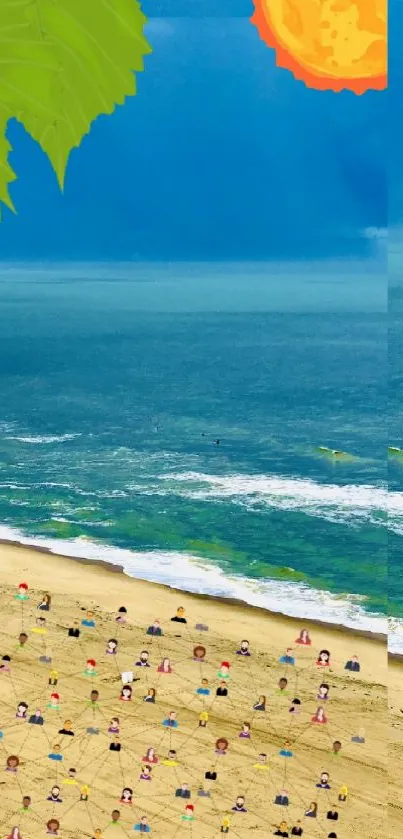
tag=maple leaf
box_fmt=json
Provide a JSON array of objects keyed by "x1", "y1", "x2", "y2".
[{"x1": 0, "y1": 0, "x2": 151, "y2": 214}]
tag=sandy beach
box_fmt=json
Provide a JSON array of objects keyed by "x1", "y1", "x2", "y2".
[{"x1": 0, "y1": 542, "x2": 390, "y2": 838}]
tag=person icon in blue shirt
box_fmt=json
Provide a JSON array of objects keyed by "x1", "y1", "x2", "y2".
[
  {"x1": 81, "y1": 610, "x2": 96, "y2": 628},
  {"x1": 48, "y1": 744, "x2": 63, "y2": 762},
  {"x1": 279, "y1": 648, "x2": 295, "y2": 666},
  {"x1": 134, "y1": 816, "x2": 151, "y2": 833},
  {"x1": 196, "y1": 678, "x2": 210, "y2": 696},
  {"x1": 279, "y1": 741, "x2": 293, "y2": 758},
  {"x1": 163, "y1": 711, "x2": 178, "y2": 728}
]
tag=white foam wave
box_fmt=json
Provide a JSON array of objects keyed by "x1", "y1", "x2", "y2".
[
  {"x1": 5, "y1": 434, "x2": 81, "y2": 444},
  {"x1": 0, "y1": 523, "x2": 388, "y2": 642},
  {"x1": 389, "y1": 619, "x2": 403, "y2": 654},
  {"x1": 154, "y1": 471, "x2": 396, "y2": 528}
]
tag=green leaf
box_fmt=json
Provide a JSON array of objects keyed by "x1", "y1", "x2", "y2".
[
  {"x1": 0, "y1": 0, "x2": 151, "y2": 211},
  {"x1": 0, "y1": 110, "x2": 17, "y2": 217}
]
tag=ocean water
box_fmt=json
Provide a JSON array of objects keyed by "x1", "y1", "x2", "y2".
[{"x1": 0, "y1": 263, "x2": 395, "y2": 642}]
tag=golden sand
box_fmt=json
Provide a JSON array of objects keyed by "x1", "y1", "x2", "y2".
[{"x1": 0, "y1": 543, "x2": 390, "y2": 838}]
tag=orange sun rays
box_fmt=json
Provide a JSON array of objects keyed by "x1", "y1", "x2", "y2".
[{"x1": 251, "y1": 0, "x2": 387, "y2": 94}]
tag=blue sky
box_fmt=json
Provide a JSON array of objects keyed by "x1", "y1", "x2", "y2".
[{"x1": 0, "y1": 0, "x2": 388, "y2": 261}]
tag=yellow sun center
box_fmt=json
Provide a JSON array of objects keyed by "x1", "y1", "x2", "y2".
[{"x1": 252, "y1": 0, "x2": 387, "y2": 93}]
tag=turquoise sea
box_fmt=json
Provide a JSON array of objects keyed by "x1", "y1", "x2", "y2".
[{"x1": 0, "y1": 264, "x2": 396, "y2": 642}]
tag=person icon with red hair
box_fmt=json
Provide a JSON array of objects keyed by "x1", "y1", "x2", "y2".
[
  {"x1": 217, "y1": 662, "x2": 231, "y2": 679},
  {"x1": 47, "y1": 693, "x2": 60, "y2": 710},
  {"x1": 84, "y1": 659, "x2": 97, "y2": 677},
  {"x1": 181, "y1": 804, "x2": 195, "y2": 822},
  {"x1": 15, "y1": 583, "x2": 29, "y2": 601}
]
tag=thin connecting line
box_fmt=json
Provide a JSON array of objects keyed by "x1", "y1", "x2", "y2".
[{"x1": 0, "y1": 587, "x2": 382, "y2": 838}]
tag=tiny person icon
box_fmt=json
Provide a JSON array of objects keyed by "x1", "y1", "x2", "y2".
[
  {"x1": 232, "y1": 795, "x2": 247, "y2": 812},
  {"x1": 345, "y1": 654, "x2": 360, "y2": 672},
  {"x1": 146, "y1": 619, "x2": 163, "y2": 636},
  {"x1": 317, "y1": 682, "x2": 330, "y2": 700},
  {"x1": 6, "y1": 755, "x2": 19, "y2": 773},
  {"x1": 81, "y1": 610, "x2": 96, "y2": 628},
  {"x1": 193, "y1": 645, "x2": 206, "y2": 662},
  {"x1": 279, "y1": 648, "x2": 295, "y2": 665},
  {"x1": 317, "y1": 649, "x2": 330, "y2": 667},
  {"x1": 239, "y1": 722, "x2": 251, "y2": 739},
  {"x1": 277, "y1": 677, "x2": 289, "y2": 695},
  {"x1": 215, "y1": 737, "x2": 228, "y2": 756},
  {"x1": 171, "y1": 606, "x2": 187, "y2": 624},
  {"x1": 196, "y1": 678, "x2": 210, "y2": 696},
  {"x1": 120, "y1": 787, "x2": 133, "y2": 802},
  {"x1": 181, "y1": 804, "x2": 195, "y2": 821},
  {"x1": 38, "y1": 593, "x2": 51, "y2": 611},
  {"x1": 236, "y1": 639, "x2": 250, "y2": 656},
  {"x1": 254, "y1": 752, "x2": 269, "y2": 770},
  {"x1": 217, "y1": 661, "x2": 231, "y2": 679},
  {"x1": 47, "y1": 692, "x2": 60, "y2": 710},
  {"x1": 312, "y1": 706, "x2": 328, "y2": 724},
  {"x1": 84, "y1": 658, "x2": 97, "y2": 676},
  {"x1": 162, "y1": 711, "x2": 178, "y2": 728},
  {"x1": 134, "y1": 816, "x2": 151, "y2": 833},
  {"x1": 15, "y1": 582, "x2": 29, "y2": 601},
  {"x1": 295, "y1": 628, "x2": 311, "y2": 645},
  {"x1": 157, "y1": 657, "x2": 172, "y2": 674},
  {"x1": 46, "y1": 818, "x2": 60, "y2": 836}
]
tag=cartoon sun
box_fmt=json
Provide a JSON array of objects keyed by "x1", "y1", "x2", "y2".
[{"x1": 251, "y1": 0, "x2": 387, "y2": 93}]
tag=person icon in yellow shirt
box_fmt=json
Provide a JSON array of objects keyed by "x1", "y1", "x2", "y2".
[
  {"x1": 32, "y1": 617, "x2": 47, "y2": 634},
  {"x1": 254, "y1": 752, "x2": 269, "y2": 770},
  {"x1": 162, "y1": 749, "x2": 179, "y2": 766},
  {"x1": 63, "y1": 768, "x2": 78, "y2": 785}
]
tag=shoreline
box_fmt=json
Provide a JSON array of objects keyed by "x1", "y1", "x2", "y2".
[{"x1": 0, "y1": 535, "x2": 391, "y2": 651}]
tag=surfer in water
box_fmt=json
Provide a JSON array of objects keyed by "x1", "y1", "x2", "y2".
[{"x1": 201, "y1": 433, "x2": 220, "y2": 445}]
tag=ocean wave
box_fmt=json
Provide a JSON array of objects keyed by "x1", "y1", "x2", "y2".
[
  {"x1": 5, "y1": 434, "x2": 81, "y2": 444},
  {"x1": 151, "y1": 471, "x2": 394, "y2": 528},
  {"x1": 50, "y1": 516, "x2": 113, "y2": 528},
  {"x1": 0, "y1": 523, "x2": 388, "y2": 641}
]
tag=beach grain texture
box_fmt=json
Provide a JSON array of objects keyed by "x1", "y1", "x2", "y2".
[{"x1": 0, "y1": 543, "x2": 391, "y2": 839}]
